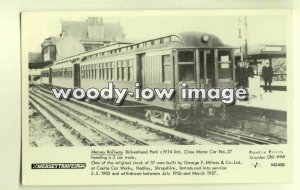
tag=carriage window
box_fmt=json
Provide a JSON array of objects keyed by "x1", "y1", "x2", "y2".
[
  {"x1": 128, "y1": 59, "x2": 134, "y2": 81},
  {"x1": 101, "y1": 63, "x2": 106, "y2": 80},
  {"x1": 106, "y1": 67, "x2": 109, "y2": 80},
  {"x1": 218, "y1": 50, "x2": 232, "y2": 79},
  {"x1": 107, "y1": 63, "x2": 111, "y2": 80},
  {"x1": 101, "y1": 66, "x2": 104, "y2": 80},
  {"x1": 103, "y1": 63, "x2": 107, "y2": 80},
  {"x1": 91, "y1": 67, "x2": 94, "y2": 79},
  {"x1": 110, "y1": 66, "x2": 114, "y2": 80},
  {"x1": 162, "y1": 55, "x2": 172, "y2": 83},
  {"x1": 178, "y1": 51, "x2": 194, "y2": 62},
  {"x1": 106, "y1": 62, "x2": 113, "y2": 81},
  {"x1": 218, "y1": 51, "x2": 231, "y2": 62},
  {"x1": 122, "y1": 60, "x2": 128, "y2": 81},
  {"x1": 116, "y1": 60, "x2": 133, "y2": 81},
  {"x1": 93, "y1": 64, "x2": 97, "y2": 80},
  {"x1": 64, "y1": 69, "x2": 67, "y2": 78},
  {"x1": 117, "y1": 61, "x2": 122, "y2": 80},
  {"x1": 98, "y1": 64, "x2": 101, "y2": 79},
  {"x1": 81, "y1": 67, "x2": 84, "y2": 79},
  {"x1": 179, "y1": 64, "x2": 195, "y2": 82},
  {"x1": 111, "y1": 62, "x2": 114, "y2": 80},
  {"x1": 99, "y1": 63, "x2": 104, "y2": 80},
  {"x1": 89, "y1": 66, "x2": 92, "y2": 79},
  {"x1": 86, "y1": 67, "x2": 88, "y2": 79},
  {"x1": 64, "y1": 68, "x2": 72, "y2": 78},
  {"x1": 92, "y1": 68, "x2": 95, "y2": 79}
]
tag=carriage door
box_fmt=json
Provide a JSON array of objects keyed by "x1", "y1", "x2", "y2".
[
  {"x1": 216, "y1": 49, "x2": 234, "y2": 88},
  {"x1": 136, "y1": 53, "x2": 146, "y2": 87},
  {"x1": 199, "y1": 50, "x2": 215, "y2": 88},
  {"x1": 49, "y1": 68, "x2": 52, "y2": 84},
  {"x1": 73, "y1": 64, "x2": 81, "y2": 87}
]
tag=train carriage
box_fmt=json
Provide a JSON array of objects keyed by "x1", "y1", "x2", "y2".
[
  {"x1": 51, "y1": 61, "x2": 73, "y2": 88},
  {"x1": 41, "y1": 67, "x2": 51, "y2": 86},
  {"x1": 48, "y1": 32, "x2": 236, "y2": 127}
]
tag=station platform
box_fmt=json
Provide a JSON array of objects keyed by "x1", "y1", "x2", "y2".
[
  {"x1": 260, "y1": 81, "x2": 287, "y2": 91},
  {"x1": 236, "y1": 90, "x2": 287, "y2": 111}
]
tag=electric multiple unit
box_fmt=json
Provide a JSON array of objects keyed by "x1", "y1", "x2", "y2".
[{"x1": 41, "y1": 32, "x2": 236, "y2": 128}]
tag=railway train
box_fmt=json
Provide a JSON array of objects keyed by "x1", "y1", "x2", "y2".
[{"x1": 40, "y1": 32, "x2": 236, "y2": 128}]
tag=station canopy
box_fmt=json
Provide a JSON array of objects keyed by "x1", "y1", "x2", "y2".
[{"x1": 234, "y1": 45, "x2": 286, "y2": 60}]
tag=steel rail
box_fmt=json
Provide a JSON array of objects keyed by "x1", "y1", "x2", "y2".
[
  {"x1": 32, "y1": 91, "x2": 149, "y2": 146},
  {"x1": 30, "y1": 92, "x2": 126, "y2": 146}
]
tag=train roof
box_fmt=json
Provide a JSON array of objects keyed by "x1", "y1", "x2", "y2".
[
  {"x1": 177, "y1": 32, "x2": 224, "y2": 47},
  {"x1": 54, "y1": 32, "x2": 232, "y2": 65}
]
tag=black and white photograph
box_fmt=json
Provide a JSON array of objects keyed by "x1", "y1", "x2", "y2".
[
  {"x1": 25, "y1": 13, "x2": 288, "y2": 147},
  {"x1": 21, "y1": 10, "x2": 293, "y2": 185}
]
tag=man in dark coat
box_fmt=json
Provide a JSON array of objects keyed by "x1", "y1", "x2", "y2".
[
  {"x1": 262, "y1": 61, "x2": 273, "y2": 92},
  {"x1": 235, "y1": 62, "x2": 242, "y2": 88},
  {"x1": 245, "y1": 62, "x2": 254, "y2": 88}
]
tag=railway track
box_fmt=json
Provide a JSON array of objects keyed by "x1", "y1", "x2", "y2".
[
  {"x1": 30, "y1": 91, "x2": 149, "y2": 146},
  {"x1": 31, "y1": 88, "x2": 209, "y2": 145},
  {"x1": 204, "y1": 129, "x2": 256, "y2": 145},
  {"x1": 30, "y1": 95, "x2": 112, "y2": 146},
  {"x1": 243, "y1": 128, "x2": 286, "y2": 144},
  {"x1": 35, "y1": 86, "x2": 216, "y2": 145},
  {"x1": 212, "y1": 128, "x2": 280, "y2": 144},
  {"x1": 36, "y1": 86, "x2": 283, "y2": 145},
  {"x1": 204, "y1": 127, "x2": 280, "y2": 145}
]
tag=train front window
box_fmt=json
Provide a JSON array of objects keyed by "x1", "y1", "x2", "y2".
[
  {"x1": 179, "y1": 64, "x2": 195, "y2": 81},
  {"x1": 178, "y1": 50, "x2": 195, "y2": 82},
  {"x1": 217, "y1": 50, "x2": 232, "y2": 79},
  {"x1": 178, "y1": 51, "x2": 194, "y2": 62}
]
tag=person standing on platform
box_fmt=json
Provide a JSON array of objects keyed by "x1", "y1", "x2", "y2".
[
  {"x1": 245, "y1": 62, "x2": 254, "y2": 88},
  {"x1": 236, "y1": 61, "x2": 248, "y2": 88},
  {"x1": 262, "y1": 60, "x2": 274, "y2": 92},
  {"x1": 235, "y1": 62, "x2": 242, "y2": 88}
]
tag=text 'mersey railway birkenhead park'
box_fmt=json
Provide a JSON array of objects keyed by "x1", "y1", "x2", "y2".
[{"x1": 51, "y1": 82, "x2": 248, "y2": 105}]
